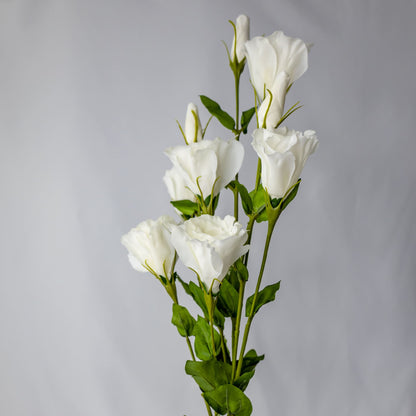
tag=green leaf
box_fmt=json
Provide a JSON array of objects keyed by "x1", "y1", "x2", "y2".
[
  {"x1": 217, "y1": 279, "x2": 239, "y2": 318},
  {"x1": 193, "y1": 316, "x2": 221, "y2": 361},
  {"x1": 241, "y1": 107, "x2": 256, "y2": 134},
  {"x1": 245, "y1": 282, "x2": 281, "y2": 317},
  {"x1": 179, "y1": 280, "x2": 209, "y2": 318},
  {"x1": 280, "y1": 179, "x2": 301, "y2": 211},
  {"x1": 225, "y1": 268, "x2": 240, "y2": 291},
  {"x1": 249, "y1": 186, "x2": 267, "y2": 222},
  {"x1": 203, "y1": 384, "x2": 252, "y2": 416},
  {"x1": 233, "y1": 370, "x2": 255, "y2": 392},
  {"x1": 234, "y1": 181, "x2": 253, "y2": 215},
  {"x1": 240, "y1": 349, "x2": 265, "y2": 374},
  {"x1": 171, "y1": 304, "x2": 196, "y2": 337},
  {"x1": 213, "y1": 307, "x2": 225, "y2": 329},
  {"x1": 170, "y1": 199, "x2": 198, "y2": 217},
  {"x1": 204, "y1": 194, "x2": 220, "y2": 212},
  {"x1": 200, "y1": 95, "x2": 235, "y2": 131},
  {"x1": 185, "y1": 359, "x2": 232, "y2": 392},
  {"x1": 235, "y1": 258, "x2": 248, "y2": 282}
]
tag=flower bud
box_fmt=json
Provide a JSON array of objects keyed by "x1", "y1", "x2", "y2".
[
  {"x1": 184, "y1": 103, "x2": 203, "y2": 143},
  {"x1": 231, "y1": 15, "x2": 250, "y2": 63}
]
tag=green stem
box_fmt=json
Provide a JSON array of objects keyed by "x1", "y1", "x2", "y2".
[
  {"x1": 255, "y1": 158, "x2": 262, "y2": 191},
  {"x1": 233, "y1": 181, "x2": 239, "y2": 221},
  {"x1": 170, "y1": 288, "x2": 210, "y2": 415},
  {"x1": 235, "y1": 219, "x2": 277, "y2": 378},
  {"x1": 219, "y1": 327, "x2": 227, "y2": 363},
  {"x1": 231, "y1": 278, "x2": 246, "y2": 381},
  {"x1": 231, "y1": 216, "x2": 256, "y2": 381},
  {"x1": 204, "y1": 398, "x2": 213, "y2": 416},
  {"x1": 208, "y1": 295, "x2": 217, "y2": 357},
  {"x1": 233, "y1": 71, "x2": 241, "y2": 222}
]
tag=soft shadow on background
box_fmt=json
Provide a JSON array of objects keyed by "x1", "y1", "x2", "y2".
[{"x1": 1, "y1": 1, "x2": 415, "y2": 415}]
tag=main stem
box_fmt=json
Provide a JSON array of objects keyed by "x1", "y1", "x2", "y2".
[
  {"x1": 235, "y1": 220, "x2": 277, "y2": 379},
  {"x1": 171, "y1": 288, "x2": 211, "y2": 415},
  {"x1": 233, "y1": 71, "x2": 241, "y2": 222},
  {"x1": 231, "y1": 217, "x2": 255, "y2": 381}
]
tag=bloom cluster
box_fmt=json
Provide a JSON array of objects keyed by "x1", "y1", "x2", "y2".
[{"x1": 121, "y1": 15, "x2": 318, "y2": 416}]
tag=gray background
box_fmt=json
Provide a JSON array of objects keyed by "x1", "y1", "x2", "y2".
[{"x1": 1, "y1": 0, "x2": 415, "y2": 415}]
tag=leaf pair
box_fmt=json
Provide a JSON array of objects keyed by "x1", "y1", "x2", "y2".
[{"x1": 200, "y1": 95, "x2": 255, "y2": 134}]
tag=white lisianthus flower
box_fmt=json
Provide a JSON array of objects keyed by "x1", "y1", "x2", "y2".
[
  {"x1": 245, "y1": 31, "x2": 309, "y2": 128},
  {"x1": 121, "y1": 216, "x2": 177, "y2": 279},
  {"x1": 171, "y1": 215, "x2": 249, "y2": 294},
  {"x1": 184, "y1": 103, "x2": 203, "y2": 143},
  {"x1": 163, "y1": 167, "x2": 197, "y2": 202},
  {"x1": 231, "y1": 14, "x2": 250, "y2": 63},
  {"x1": 165, "y1": 138, "x2": 244, "y2": 199},
  {"x1": 252, "y1": 127, "x2": 318, "y2": 199}
]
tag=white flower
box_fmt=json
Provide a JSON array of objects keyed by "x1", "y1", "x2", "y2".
[
  {"x1": 121, "y1": 216, "x2": 177, "y2": 279},
  {"x1": 251, "y1": 127, "x2": 318, "y2": 199},
  {"x1": 245, "y1": 31, "x2": 309, "y2": 128},
  {"x1": 165, "y1": 138, "x2": 244, "y2": 199},
  {"x1": 256, "y1": 71, "x2": 290, "y2": 129},
  {"x1": 231, "y1": 15, "x2": 250, "y2": 63},
  {"x1": 163, "y1": 167, "x2": 197, "y2": 202},
  {"x1": 171, "y1": 215, "x2": 249, "y2": 294},
  {"x1": 184, "y1": 103, "x2": 203, "y2": 143}
]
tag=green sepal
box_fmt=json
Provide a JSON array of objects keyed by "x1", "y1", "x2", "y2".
[
  {"x1": 216, "y1": 279, "x2": 239, "y2": 318},
  {"x1": 204, "y1": 193, "x2": 220, "y2": 213},
  {"x1": 228, "y1": 180, "x2": 253, "y2": 215},
  {"x1": 170, "y1": 199, "x2": 199, "y2": 217},
  {"x1": 200, "y1": 95, "x2": 235, "y2": 131},
  {"x1": 241, "y1": 107, "x2": 256, "y2": 134},
  {"x1": 240, "y1": 349, "x2": 265, "y2": 374},
  {"x1": 280, "y1": 179, "x2": 301, "y2": 211},
  {"x1": 249, "y1": 186, "x2": 267, "y2": 222},
  {"x1": 193, "y1": 316, "x2": 221, "y2": 361},
  {"x1": 233, "y1": 370, "x2": 255, "y2": 392},
  {"x1": 203, "y1": 384, "x2": 252, "y2": 416},
  {"x1": 245, "y1": 281, "x2": 281, "y2": 317},
  {"x1": 185, "y1": 359, "x2": 232, "y2": 392},
  {"x1": 171, "y1": 304, "x2": 196, "y2": 337}
]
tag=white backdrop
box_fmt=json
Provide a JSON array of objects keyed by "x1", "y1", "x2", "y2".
[{"x1": 1, "y1": 1, "x2": 415, "y2": 415}]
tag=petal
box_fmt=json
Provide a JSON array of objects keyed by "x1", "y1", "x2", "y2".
[
  {"x1": 214, "y1": 138, "x2": 245, "y2": 193},
  {"x1": 245, "y1": 36, "x2": 278, "y2": 99},
  {"x1": 267, "y1": 31, "x2": 308, "y2": 84}
]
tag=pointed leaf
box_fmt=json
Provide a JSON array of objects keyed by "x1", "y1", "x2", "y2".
[
  {"x1": 249, "y1": 186, "x2": 267, "y2": 222},
  {"x1": 240, "y1": 349, "x2": 265, "y2": 374},
  {"x1": 217, "y1": 279, "x2": 239, "y2": 318},
  {"x1": 193, "y1": 316, "x2": 221, "y2": 361},
  {"x1": 233, "y1": 370, "x2": 255, "y2": 392},
  {"x1": 241, "y1": 107, "x2": 256, "y2": 134},
  {"x1": 281, "y1": 179, "x2": 301, "y2": 211},
  {"x1": 245, "y1": 282, "x2": 281, "y2": 317},
  {"x1": 203, "y1": 384, "x2": 252, "y2": 416},
  {"x1": 170, "y1": 199, "x2": 199, "y2": 216},
  {"x1": 171, "y1": 304, "x2": 196, "y2": 337},
  {"x1": 235, "y1": 258, "x2": 248, "y2": 282},
  {"x1": 200, "y1": 95, "x2": 235, "y2": 130},
  {"x1": 179, "y1": 280, "x2": 209, "y2": 318},
  {"x1": 185, "y1": 359, "x2": 232, "y2": 392}
]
